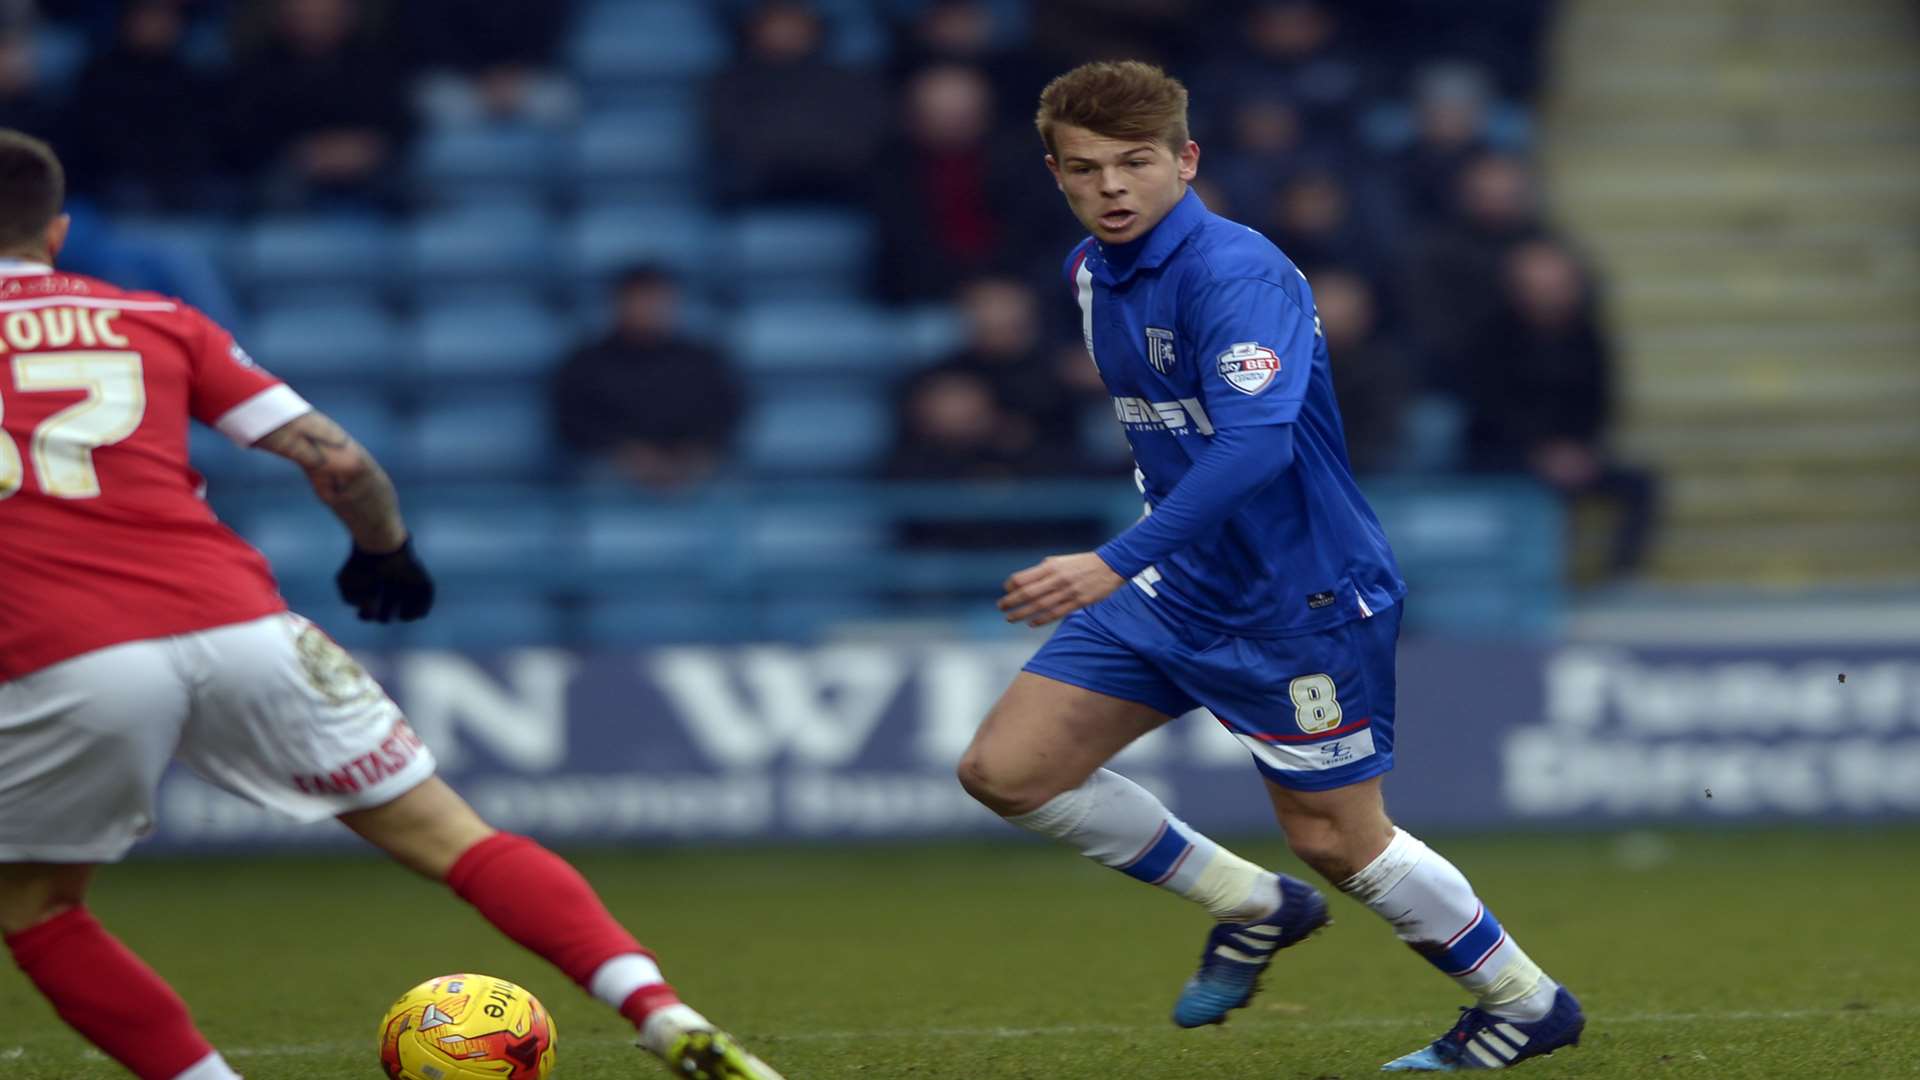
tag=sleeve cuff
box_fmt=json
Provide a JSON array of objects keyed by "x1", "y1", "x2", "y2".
[{"x1": 214, "y1": 384, "x2": 312, "y2": 446}]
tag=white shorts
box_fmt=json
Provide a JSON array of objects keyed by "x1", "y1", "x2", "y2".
[{"x1": 0, "y1": 613, "x2": 436, "y2": 862}]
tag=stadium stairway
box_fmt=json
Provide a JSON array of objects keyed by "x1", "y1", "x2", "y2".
[{"x1": 1541, "y1": 0, "x2": 1920, "y2": 586}]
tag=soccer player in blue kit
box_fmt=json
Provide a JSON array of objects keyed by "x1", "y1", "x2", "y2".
[{"x1": 955, "y1": 62, "x2": 1585, "y2": 1072}]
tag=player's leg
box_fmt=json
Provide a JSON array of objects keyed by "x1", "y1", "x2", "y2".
[
  {"x1": 178, "y1": 613, "x2": 782, "y2": 1079},
  {"x1": 1237, "y1": 608, "x2": 1581, "y2": 1070},
  {"x1": 961, "y1": 611, "x2": 1293, "y2": 928},
  {"x1": 1267, "y1": 778, "x2": 1583, "y2": 1071},
  {"x1": 0, "y1": 643, "x2": 243, "y2": 1080}
]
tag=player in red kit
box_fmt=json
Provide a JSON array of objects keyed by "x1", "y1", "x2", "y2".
[{"x1": 0, "y1": 132, "x2": 783, "y2": 1080}]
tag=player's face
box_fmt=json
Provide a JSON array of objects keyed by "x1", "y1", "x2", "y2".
[{"x1": 1045, "y1": 125, "x2": 1200, "y2": 245}]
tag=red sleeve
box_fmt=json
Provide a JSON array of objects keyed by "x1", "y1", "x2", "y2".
[{"x1": 182, "y1": 307, "x2": 311, "y2": 445}]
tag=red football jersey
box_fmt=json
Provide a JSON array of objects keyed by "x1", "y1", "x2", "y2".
[{"x1": 0, "y1": 263, "x2": 311, "y2": 680}]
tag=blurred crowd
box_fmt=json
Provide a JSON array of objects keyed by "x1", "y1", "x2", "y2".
[{"x1": 6, "y1": 0, "x2": 1652, "y2": 576}]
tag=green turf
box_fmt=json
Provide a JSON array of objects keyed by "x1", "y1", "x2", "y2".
[{"x1": 4, "y1": 828, "x2": 1917, "y2": 1079}]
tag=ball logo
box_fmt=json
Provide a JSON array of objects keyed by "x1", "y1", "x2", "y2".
[{"x1": 1216, "y1": 341, "x2": 1282, "y2": 395}]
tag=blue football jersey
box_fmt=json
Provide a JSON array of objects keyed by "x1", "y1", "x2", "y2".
[{"x1": 1067, "y1": 188, "x2": 1405, "y2": 636}]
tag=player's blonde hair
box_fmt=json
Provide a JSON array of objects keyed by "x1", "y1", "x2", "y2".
[{"x1": 1034, "y1": 61, "x2": 1190, "y2": 159}]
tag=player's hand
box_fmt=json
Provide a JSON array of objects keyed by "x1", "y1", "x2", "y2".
[
  {"x1": 999, "y1": 552, "x2": 1125, "y2": 627},
  {"x1": 336, "y1": 537, "x2": 435, "y2": 622}
]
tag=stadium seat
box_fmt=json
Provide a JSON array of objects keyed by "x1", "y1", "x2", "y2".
[
  {"x1": 741, "y1": 385, "x2": 891, "y2": 474},
  {"x1": 727, "y1": 208, "x2": 874, "y2": 300},
  {"x1": 404, "y1": 205, "x2": 553, "y2": 283},
  {"x1": 404, "y1": 596, "x2": 567, "y2": 648},
  {"x1": 569, "y1": 0, "x2": 728, "y2": 86},
  {"x1": 239, "y1": 217, "x2": 398, "y2": 290},
  {"x1": 731, "y1": 300, "x2": 902, "y2": 375},
  {"x1": 241, "y1": 503, "x2": 350, "y2": 577},
  {"x1": 579, "y1": 504, "x2": 730, "y2": 577},
  {"x1": 115, "y1": 217, "x2": 237, "y2": 277},
  {"x1": 742, "y1": 505, "x2": 886, "y2": 573},
  {"x1": 411, "y1": 395, "x2": 555, "y2": 479},
  {"x1": 571, "y1": 107, "x2": 701, "y2": 183},
  {"x1": 411, "y1": 504, "x2": 565, "y2": 575},
  {"x1": 413, "y1": 126, "x2": 567, "y2": 196},
  {"x1": 564, "y1": 205, "x2": 718, "y2": 283},
  {"x1": 249, "y1": 301, "x2": 401, "y2": 381},
  {"x1": 582, "y1": 597, "x2": 756, "y2": 644},
  {"x1": 412, "y1": 299, "x2": 567, "y2": 378}
]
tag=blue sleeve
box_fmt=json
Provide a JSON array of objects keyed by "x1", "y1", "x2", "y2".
[
  {"x1": 1095, "y1": 423, "x2": 1296, "y2": 578},
  {"x1": 1185, "y1": 277, "x2": 1317, "y2": 430}
]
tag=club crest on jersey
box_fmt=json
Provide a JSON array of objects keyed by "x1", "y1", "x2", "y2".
[
  {"x1": 1144, "y1": 327, "x2": 1177, "y2": 373},
  {"x1": 1216, "y1": 341, "x2": 1282, "y2": 395}
]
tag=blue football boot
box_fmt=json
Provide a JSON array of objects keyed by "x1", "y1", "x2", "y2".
[
  {"x1": 1381, "y1": 987, "x2": 1585, "y2": 1071},
  {"x1": 1171, "y1": 874, "x2": 1329, "y2": 1027}
]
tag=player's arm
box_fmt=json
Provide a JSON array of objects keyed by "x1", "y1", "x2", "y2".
[
  {"x1": 254, "y1": 412, "x2": 434, "y2": 622},
  {"x1": 1001, "y1": 277, "x2": 1312, "y2": 626}
]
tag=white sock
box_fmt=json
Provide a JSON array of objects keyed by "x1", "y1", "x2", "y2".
[
  {"x1": 1339, "y1": 828, "x2": 1558, "y2": 1022},
  {"x1": 171, "y1": 1051, "x2": 243, "y2": 1080},
  {"x1": 1010, "y1": 769, "x2": 1280, "y2": 922},
  {"x1": 638, "y1": 1002, "x2": 711, "y2": 1056},
  {"x1": 588, "y1": 953, "x2": 666, "y2": 1010}
]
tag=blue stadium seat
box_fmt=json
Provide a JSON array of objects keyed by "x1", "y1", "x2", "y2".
[
  {"x1": 571, "y1": 107, "x2": 701, "y2": 184},
  {"x1": 732, "y1": 301, "x2": 901, "y2": 375},
  {"x1": 569, "y1": 1, "x2": 728, "y2": 85},
  {"x1": 411, "y1": 395, "x2": 554, "y2": 479},
  {"x1": 727, "y1": 209, "x2": 874, "y2": 299},
  {"x1": 411, "y1": 504, "x2": 564, "y2": 575},
  {"x1": 742, "y1": 506, "x2": 885, "y2": 571},
  {"x1": 412, "y1": 299, "x2": 566, "y2": 378},
  {"x1": 582, "y1": 597, "x2": 754, "y2": 644},
  {"x1": 249, "y1": 301, "x2": 400, "y2": 380},
  {"x1": 405, "y1": 596, "x2": 566, "y2": 648},
  {"x1": 240, "y1": 503, "x2": 348, "y2": 576},
  {"x1": 189, "y1": 425, "x2": 297, "y2": 484},
  {"x1": 414, "y1": 127, "x2": 567, "y2": 193},
  {"x1": 565, "y1": 205, "x2": 718, "y2": 282},
  {"x1": 742, "y1": 385, "x2": 891, "y2": 474},
  {"x1": 580, "y1": 505, "x2": 729, "y2": 575},
  {"x1": 405, "y1": 205, "x2": 552, "y2": 282},
  {"x1": 115, "y1": 217, "x2": 237, "y2": 277},
  {"x1": 240, "y1": 217, "x2": 398, "y2": 289}
]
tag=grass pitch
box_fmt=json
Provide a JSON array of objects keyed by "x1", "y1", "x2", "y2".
[{"x1": 3, "y1": 828, "x2": 1916, "y2": 1079}]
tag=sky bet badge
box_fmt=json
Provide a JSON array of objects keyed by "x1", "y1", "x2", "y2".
[
  {"x1": 1145, "y1": 326, "x2": 1177, "y2": 373},
  {"x1": 1217, "y1": 341, "x2": 1282, "y2": 394}
]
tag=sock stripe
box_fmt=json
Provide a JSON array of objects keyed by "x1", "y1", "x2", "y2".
[
  {"x1": 1119, "y1": 822, "x2": 1194, "y2": 886},
  {"x1": 1459, "y1": 930, "x2": 1510, "y2": 976},
  {"x1": 1442, "y1": 904, "x2": 1485, "y2": 950}
]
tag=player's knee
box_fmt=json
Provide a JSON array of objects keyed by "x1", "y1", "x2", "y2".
[
  {"x1": 956, "y1": 752, "x2": 1051, "y2": 817},
  {"x1": 0, "y1": 874, "x2": 90, "y2": 936}
]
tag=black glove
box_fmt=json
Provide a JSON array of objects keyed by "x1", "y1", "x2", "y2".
[{"x1": 336, "y1": 538, "x2": 435, "y2": 622}]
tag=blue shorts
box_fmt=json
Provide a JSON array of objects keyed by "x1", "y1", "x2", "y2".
[{"x1": 1023, "y1": 584, "x2": 1402, "y2": 792}]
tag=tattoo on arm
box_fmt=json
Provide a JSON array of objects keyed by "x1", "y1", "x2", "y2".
[{"x1": 255, "y1": 412, "x2": 408, "y2": 552}]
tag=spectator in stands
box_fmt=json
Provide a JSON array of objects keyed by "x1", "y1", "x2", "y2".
[
  {"x1": 550, "y1": 266, "x2": 744, "y2": 492},
  {"x1": 1311, "y1": 267, "x2": 1411, "y2": 474},
  {"x1": 891, "y1": 0, "x2": 1061, "y2": 124},
  {"x1": 707, "y1": 0, "x2": 887, "y2": 205},
  {"x1": 884, "y1": 277, "x2": 1110, "y2": 547},
  {"x1": 404, "y1": 0, "x2": 579, "y2": 127},
  {"x1": 1264, "y1": 169, "x2": 1393, "y2": 290},
  {"x1": 1404, "y1": 151, "x2": 1547, "y2": 389},
  {"x1": 60, "y1": 0, "x2": 219, "y2": 212},
  {"x1": 0, "y1": 32, "x2": 56, "y2": 138},
  {"x1": 1204, "y1": 94, "x2": 1309, "y2": 224},
  {"x1": 872, "y1": 63, "x2": 1062, "y2": 302},
  {"x1": 223, "y1": 0, "x2": 412, "y2": 211},
  {"x1": 1460, "y1": 239, "x2": 1656, "y2": 576},
  {"x1": 1190, "y1": 1, "x2": 1372, "y2": 148},
  {"x1": 1390, "y1": 62, "x2": 1497, "y2": 222}
]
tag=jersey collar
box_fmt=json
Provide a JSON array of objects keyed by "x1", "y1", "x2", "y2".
[
  {"x1": 1092, "y1": 187, "x2": 1207, "y2": 286},
  {"x1": 0, "y1": 258, "x2": 52, "y2": 277}
]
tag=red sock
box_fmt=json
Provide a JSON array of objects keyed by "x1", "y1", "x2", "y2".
[
  {"x1": 446, "y1": 833, "x2": 681, "y2": 1028},
  {"x1": 6, "y1": 908, "x2": 217, "y2": 1080}
]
